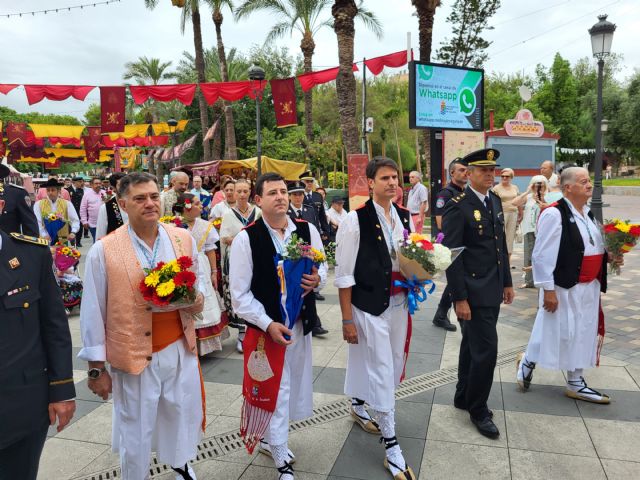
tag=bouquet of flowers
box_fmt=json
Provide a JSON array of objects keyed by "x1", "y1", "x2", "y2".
[
  {"x1": 324, "y1": 242, "x2": 337, "y2": 266},
  {"x1": 54, "y1": 243, "x2": 81, "y2": 271},
  {"x1": 275, "y1": 234, "x2": 325, "y2": 332},
  {"x1": 101, "y1": 188, "x2": 114, "y2": 202},
  {"x1": 159, "y1": 215, "x2": 188, "y2": 228},
  {"x1": 138, "y1": 256, "x2": 197, "y2": 307},
  {"x1": 397, "y1": 231, "x2": 460, "y2": 281},
  {"x1": 44, "y1": 212, "x2": 67, "y2": 243},
  {"x1": 603, "y1": 218, "x2": 640, "y2": 274},
  {"x1": 212, "y1": 217, "x2": 222, "y2": 231}
]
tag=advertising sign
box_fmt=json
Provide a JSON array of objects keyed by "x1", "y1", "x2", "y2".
[
  {"x1": 409, "y1": 61, "x2": 484, "y2": 131},
  {"x1": 504, "y1": 109, "x2": 544, "y2": 137},
  {"x1": 442, "y1": 130, "x2": 486, "y2": 176}
]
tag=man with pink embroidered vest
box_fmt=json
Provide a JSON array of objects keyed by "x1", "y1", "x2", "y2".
[{"x1": 78, "y1": 172, "x2": 204, "y2": 480}]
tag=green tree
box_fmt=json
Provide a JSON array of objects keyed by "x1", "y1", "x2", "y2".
[
  {"x1": 123, "y1": 56, "x2": 174, "y2": 85},
  {"x1": 435, "y1": 0, "x2": 501, "y2": 68},
  {"x1": 83, "y1": 103, "x2": 101, "y2": 126}
]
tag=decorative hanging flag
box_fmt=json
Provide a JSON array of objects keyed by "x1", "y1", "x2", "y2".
[
  {"x1": 297, "y1": 64, "x2": 359, "y2": 92},
  {"x1": 129, "y1": 84, "x2": 197, "y2": 106},
  {"x1": 270, "y1": 78, "x2": 297, "y2": 128},
  {"x1": 199, "y1": 80, "x2": 266, "y2": 105},
  {"x1": 203, "y1": 118, "x2": 220, "y2": 143},
  {"x1": 24, "y1": 85, "x2": 95, "y2": 105},
  {"x1": 100, "y1": 86, "x2": 126, "y2": 133},
  {"x1": 364, "y1": 50, "x2": 413, "y2": 75},
  {"x1": 85, "y1": 146, "x2": 100, "y2": 164},
  {"x1": 0, "y1": 84, "x2": 18, "y2": 95},
  {"x1": 6, "y1": 122, "x2": 28, "y2": 147},
  {"x1": 29, "y1": 124, "x2": 86, "y2": 139},
  {"x1": 84, "y1": 126, "x2": 102, "y2": 149}
]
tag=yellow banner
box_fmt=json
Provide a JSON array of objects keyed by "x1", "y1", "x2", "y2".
[
  {"x1": 217, "y1": 156, "x2": 307, "y2": 181},
  {"x1": 29, "y1": 124, "x2": 86, "y2": 139},
  {"x1": 108, "y1": 124, "x2": 151, "y2": 140},
  {"x1": 152, "y1": 119, "x2": 188, "y2": 135}
]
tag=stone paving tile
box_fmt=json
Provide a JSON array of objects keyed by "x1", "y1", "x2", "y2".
[
  {"x1": 402, "y1": 389, "x2": 435, "y2": 405},
  {"x1": 394, "y1": 400, "x2": 431, "y2": 440},
  {"x1": 56, "y1": 403, "x2": 113, "y2": 445},
  {"x1": 584, "y1": 418, "x2": 640, "y2": 462},
  {"x1": 576, "y1": 389, "x2": 640, "y2": 423},
  {"x1": 240, "y1": 465, "x2": 326, "y2": 480},
  {"x1": 432, "y1": 382, "x2": 504, "y2": 412},
  {"x1": 426, "y1": 404, "x2": 507, "y2": 448},
  {"x1": 600, "y1": 459, "x2": 640, "y2": 479},
  {"x1": 47, "y1": 398, "x2": 103, "y2": 438},
  {"x1": 202, "y1": 357, "x2": 245, "y2": 385},
  {"x1": 508, "y1": 449, "x2": 606, "y2": 480},
  {"x1": 404, "y1": 352, "x2": 442, "y2": 378},
  {"x1": 505, "y1": 411, "x2": 597, "y2": 457},
  {"x1": 408, "y1": 334, "x2": 445, "y2": 355},
  {"x1": 203, "y1": 382, "x2": 243, "y2": 415},
  {"x1": 501, "y1": 384, "x2": 581, "y2": 417},
  {"x1": 313, "y1": 367, "x2": 347, "y2": 395},
  {"x1": 330, "y1": 426, "x2": 425, "y2": 480},
  {"x1": 419, "y1": 440, "x2": 510, "y2": 480},
  {"x1": 37, "y1": 438, "x2": 109, "y2": 480},
  {"x1": 498, "y1": 364, "x2": 567, "y2": 387}
]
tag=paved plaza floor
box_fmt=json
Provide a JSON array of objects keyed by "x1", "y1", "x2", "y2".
[{"x1": 39, "y1": 195, "x2": 640, "y2": 479}]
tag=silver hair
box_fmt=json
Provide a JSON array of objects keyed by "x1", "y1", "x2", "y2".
[
  {"x1": 560, "y1": 167, "x2": 588, "y2": 188},
  {"x1": 410, "y1": 170, "x2": 423, "y2": 180}
]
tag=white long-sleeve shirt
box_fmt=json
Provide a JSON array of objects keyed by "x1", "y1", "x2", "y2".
[
  {"x1": 77, "y1": 225, "x2": 201, "y2": 362},
  {"x1": 532, "y1": 201, "x2": 604, "y2": 291},
  {"x1": 229, "y1": 217, "x2": 327, "y2": 332},
  {"x1": 95, "y1": 202, "x2": 129, "y2": 240},
  {"x1": 33, "y1": 198, "x2": 80, "y2": 239}
]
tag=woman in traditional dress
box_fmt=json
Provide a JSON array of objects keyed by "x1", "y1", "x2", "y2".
[
  {"x1": 174, "y1": 193, "x2": 229, "y2": 355},
  {"x1": 209, "y1": 179, "x2": 236, "y2": 220},
  {"x1": 219, "y1": 178, "x2": 261, "y2": 353}
]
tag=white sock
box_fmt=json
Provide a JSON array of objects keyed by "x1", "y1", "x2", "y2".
[
  {"x1": 567, "y1": 369, "x2": 584, "y2": 387},
  {"x1": 373, "y1": 409, "x2": 405, "y2": 471},
  {"x1": 270, "y1": 442, "x2": 289, "y2": 468},
  {"x1": 238, "y1": 331, "x2": 246, "y2": 342},
  {"x1": 351, "y1": 398, "x2": 372, "y2": 421}
]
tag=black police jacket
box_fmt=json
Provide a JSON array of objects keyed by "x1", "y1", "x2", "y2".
[
  {"x1": 303, "y1": 191, "x2": 329, "y2": 237},
  {"x1": 442, "y1": 186, "x2": 512, "y2": 307},
  {"x1": 0, "y1": 182, "x2": 38, "y2": 237},
  {"x1": 0, "y1": 231, "x2": 75, "y2": 448}
]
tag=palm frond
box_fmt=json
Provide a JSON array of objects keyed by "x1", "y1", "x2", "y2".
[
  {"x1": 235, "y1": 0, "x2": 292, "y2": 21},
  {"x1": 265, "y1": 20, "x2": 294, "y2": 44},
  {"x1": 356, "y1": 0, "x2": 383, "y2": 40}
]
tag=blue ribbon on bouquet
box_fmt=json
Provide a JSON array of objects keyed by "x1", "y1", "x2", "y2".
[{"x1": 393, "y1": 275, "x2": 436, "y2": 315}]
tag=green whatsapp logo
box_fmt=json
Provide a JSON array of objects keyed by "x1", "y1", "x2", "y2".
[
  {"x1": 458, "y1": 87, "x2": 476, "y2": 115},
  {"x1": 417, "y1": 65, "x2": 434, "y2": 81}
]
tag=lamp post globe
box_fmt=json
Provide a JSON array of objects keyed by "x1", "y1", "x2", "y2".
[
  {"x1": 588, "y1": 14, "x2": 616, "y2": 223},
  {"x1": 248, "y1": 65, "x2": 266, "y2": 177}
]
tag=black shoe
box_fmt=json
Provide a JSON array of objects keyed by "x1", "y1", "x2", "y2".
[
  {"x1": 314, "y1": 292, "x2": 325, "y2": 301},
  {"x1": 454, "y1": 402, "x2": 493, "y2": 419},
  {"x1": 312, "y1": 326, "x2": 328, "y2": 337},
  {"x1": 432, "y1": 313, "x2": 457, "y2": 332},
  {"x1": 470, "y1": 416, "x2": 500, "y2": 439}
]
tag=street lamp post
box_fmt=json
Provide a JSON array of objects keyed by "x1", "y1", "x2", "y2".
[
  {"x1": 588, "y1": 14, "x2": 616, "y2": 223},
  {"x1": 248, "y1": 65, "x2": 266, "y2": 177},
  {"x1": 167, "y1": 118, "x2": 179, "y2": 168}
]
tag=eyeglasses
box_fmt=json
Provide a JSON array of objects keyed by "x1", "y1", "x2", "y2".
[{"x1": 501, "y1": 175, "x2": 512, "y2": 178}]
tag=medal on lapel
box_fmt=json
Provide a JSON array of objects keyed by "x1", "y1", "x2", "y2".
[
  {"x1": 9, "y1": 257, "x2": 20, "y2": 269},
  {"x1": 474, "y1": 210, "x2": 481, "y2": 222}
]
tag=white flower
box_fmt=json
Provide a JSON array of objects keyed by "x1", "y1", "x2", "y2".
[
  {"x1": 416, "y1": 242, "x2": 422, "y2": 248},
  {"x1": 431, "y1": 244, "x2": 453, "y2": 272}
]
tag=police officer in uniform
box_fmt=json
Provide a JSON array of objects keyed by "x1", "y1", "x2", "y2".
[
  {"x1": 287, "y1": 181, "x2": 329, "y2": 336},
  {"x1": 431, "y1": 158, "x2": 467, "y2": 332},
  {"x1": 442, "y1": 149, "x2": 514, "y2": 439},
  {"x1": 0, "y1": 163, "x2": 38, "y2": 237},
  {"x1": 0, "y1": 162, "x2": 76, "y2": 480}
]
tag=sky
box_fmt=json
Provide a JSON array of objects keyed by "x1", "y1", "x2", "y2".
[{"x1": 0, "y1": 0, "x2": 638, "y2": 119}]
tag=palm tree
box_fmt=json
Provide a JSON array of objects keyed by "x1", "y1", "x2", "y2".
[
  {"x1": 411, "y1": 0, "x2": 441, "y2": 174},
  {"x1": 205, "y1": 0, "x2": 239, "y2": 158},
  {"x1": 123, "y1": 56, "x2": 174, "y2": 85},
  {"x1": 144, "y1": 0, "x2": 213, "y2": 161},
  {"x1": 236, "y1": 0, "x2": 380, "y2": 144},
  {"x1": 175, "y1": 48, "x2": 249, "y2": 84}
]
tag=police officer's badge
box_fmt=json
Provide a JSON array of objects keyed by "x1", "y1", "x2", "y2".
[
  {"x1": 436, "y1": 198, "x2": 445, "y2": 209},
  {"x1": 24, "y1": 195, "x2": 31, "y2": 208},
  {"x1": 473, "y1": 209, "x2": 481, "y2": 222}
]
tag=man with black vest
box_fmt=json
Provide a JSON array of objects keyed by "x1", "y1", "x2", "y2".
[
  {"x1": 287, "y1": 181, "x2": 329, "y2": 336},
  {"x1": 335, "y1": 157, "x2": 416, "y2": 480},
  {"x1": 66, "y1": 177, "x2": 85, "y2": 246},
  {"x1": 516, "y1": 166, "x2": 619, "y2": 404},
  {"x1": 95, "y1": 172, "x2": 128, "y2": 240},
  {"x1": 442, "y1": 148, "x2": 514, "y2": 440},
  {"x1": 230, "y1": 173, "x2": 325, "y2": 480}
]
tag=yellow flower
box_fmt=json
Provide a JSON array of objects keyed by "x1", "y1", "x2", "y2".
[
  {"x1": 616, "y1": 222, "x2": 631, "y2": 233},
  {"x1": 144, "y1": 271, "x2": 160, "y2": 287},
  {"x1": 409, "y1": 232, "x2": 428, "y2": 243},
  {"x1": 311, "y1": 247, "x2": 326, "y2": 263},
  {"x1": 156, "y1": 280, "x2": 175, "y2": 297}
]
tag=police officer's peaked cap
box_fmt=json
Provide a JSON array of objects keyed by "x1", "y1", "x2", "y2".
[
  {"x1": 288, "y1": 181, "x2": 306, "y2": 193},
  {"x1": 299, "y1": 171, "x2": 315, "y2": 181},
  {"x1": 460, "y1": 148, "x2": 500, "y2": 167},
  {"x1": 0, "y1": 163, "x2": 9, "y2": 179}
]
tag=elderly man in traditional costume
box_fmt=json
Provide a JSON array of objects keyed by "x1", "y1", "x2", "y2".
[
  {"x1": 33, "y1": 178, "x2": 80, "y2": 245},
  {"x1": 160, "y1": 171, "x2": 190, "y2": 217},
  {"x1": 335, "y1": 157, "x2": 416, "y2": 480},
  {"x1": 78, "y1": 172, "x2": 205, "y2": 480},
  {"x1": 230, "y1": 173, "x2": 325, "y2": 480},
  {"x1": 516, "y1": 167, "x2": 618, "y2": 404}
]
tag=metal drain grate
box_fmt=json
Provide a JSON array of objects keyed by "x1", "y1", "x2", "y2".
[{"x1": 74, "y1": 345, "x2": 526, "y2": 479}]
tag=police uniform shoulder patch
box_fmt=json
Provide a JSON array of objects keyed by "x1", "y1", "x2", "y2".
[
  {"x1": 10, "y1": 233, "x2": 48, "y2": 246},
  {"x1": 436, "y1": 198, "x2": 445, "y2": 209},
  {"x1": 451, "y1": 193, "x2": 466, "y2": 203}
]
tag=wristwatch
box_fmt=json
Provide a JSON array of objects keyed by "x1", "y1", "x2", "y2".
[{"x1": 87, "y1": 367, "x2": 106, "y2": 379}]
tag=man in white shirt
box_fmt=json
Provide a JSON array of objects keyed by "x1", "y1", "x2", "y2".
[
  {"x1": 540, "y1": 160, "x2": 559, "y2": 190},
  {"x1": 406, "y1": 170, "x2": 429, "y2": 233},
  {"x1": 516, "y1": 167, "x2": 620, "y2": 404},
  {"x1": 160, "y1": 171, "x2": 189, "y2": 217},
  {"x1": 190, "y1": 175, "x2": 212, "y2": 219},
  {"x1": 326, "y1": 197, "x2": 347, "y2": 241},
  {"x1": 230, "y1": 173, "x2": 325, "y2": 480},
  {"x1": 33, "y1": 178, "x2": 80, "y2": 245}
]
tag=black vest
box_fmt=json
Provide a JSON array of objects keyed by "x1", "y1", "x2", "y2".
[
  {"x1": 105, "y1": 196, "x2": 124, "y2": 234},
  {"x1": 245, "y1": 218, "x2": 315, "y2": 335},
  {"x1": 352, "y1": 199, "x2": 411, "y2": 316},
  {"x1": 552, "y1": 198, "x2": 607, "y2": 293}
]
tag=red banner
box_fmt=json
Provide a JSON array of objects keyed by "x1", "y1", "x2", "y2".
[
  {"x1": 347, "y1": 153, "x2": 370, "y2": 210},
  {"x1": 364, "y1": 50, "x2": 413, "y2": 76},
  {"x1": 100, "y1": 86, "x2": 126, "y2": 133},
  {"x1": 200, "y1": 80, "x2": 266, "y2": 105},
  {"x1": 85, "y1": 126, "x2": 102, "y2": 148},
  {"x1": 6, "y1": 122, "x2": 28, "y2": 147},
  {"x1": 24, "y1": 85, "x2": 94, "y2": 105},
  {"x1": 130, "y1": 84, "x2": 197, "y2": 105},
  {"x1": 0, "y1": 84, "x2": 18, "y2": 95},
  {"x1": 49, "y1": 137, "x2": 82, "y2": 147},
  {"x1": 85, "y1": 146, "x2": 99, "y2": 164},
  {"x1": 297, "y1": 64, "x2": 359, "y2": 92},
  {"x1": 270, "y1": 78, "x2": 297, "y2": 128}
]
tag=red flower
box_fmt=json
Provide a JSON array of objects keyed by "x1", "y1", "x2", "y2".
[
  {"x1": 154, "y1": 261, "x2": 165, "y2": 270},
  {"x1": 418, "y1": 240, "x2": 434, "y2": 251},
  {"x1": 174, "y1": 270, "x2": 196, "y2": 288},
  {"x1": 152, "y1": 292, "x2": 171, "y2": 306},
  {"x1": 603, "y1": 223, "x2": 619, "y2": 234},
  {"x1": 629, "y1": 225, "x2": 640, "y2": 237},
  {"x1": 139, "y1": 279, "x2": 155, "y2": 301},
  {"x1": 176, "y1": 256, "x2": 193, "y2": 270}
]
